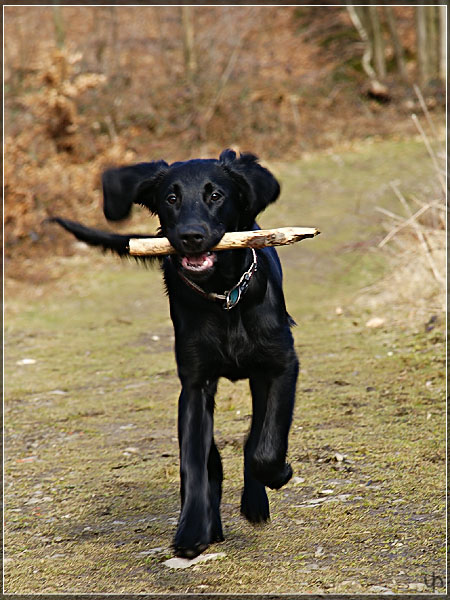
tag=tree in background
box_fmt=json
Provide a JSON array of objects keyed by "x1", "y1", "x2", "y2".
[
  {"x1": 383, "y1": 4, "x2": 407, "y2": 80},
  {"x1": 4, "y1": 4, "x2": 446, "y2": 252},
  {"x1": 347, "y1": 2, "x2": 446, "y2": 96},
  {"x1": 416, "y1": 3, "x2": 447, "y2": 87}
]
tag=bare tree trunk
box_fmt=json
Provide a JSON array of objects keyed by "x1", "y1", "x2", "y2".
[
  {"x1": 368, "y1": 3, "x2": 386, "y2": 79},
  {"x1": 426, "y1": 5, "x2": 438, "y2": 80},
  {"x1": 416, "y1": 6, "x2": 428, "y2": 86},
  {"x1": 52, "y1": 1, "x2": 65, "y2": 49},
  {"x1": 439, "y1": 5, "x2": 447, "y2": 83},
  {"x1": 199, "y1": 30, "x2": 246, "y2": 140},
  {"x1": 181, "y1": 6, "x2": 197, "y2": 81},
  {"x1": 346, "y1": 4, "x2": 377, "y2": 81},
  {"x1": 13, "y1": 13, "x2": 27, "y2": 93},
  {"x1": 384, "y1": 6, "x2": 407, "y2": 79},
  {"x1": 107, "y1": 6, "x2": 119, "y2": 79}
]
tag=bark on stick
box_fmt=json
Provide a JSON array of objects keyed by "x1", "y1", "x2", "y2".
[{"x1": 129, "y1": 227, "x2": 320, "y2": 256}]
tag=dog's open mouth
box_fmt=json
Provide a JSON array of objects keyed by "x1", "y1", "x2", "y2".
[{"x1": 181, "y1": 251, "x2": 217, "y2": 273}]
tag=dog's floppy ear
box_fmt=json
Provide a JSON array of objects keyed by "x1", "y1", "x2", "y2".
[
  {"x1": 219, "y1": 149, "x2": 280, "y2": 226},
  {"x1": 102, "y1": 160, "x2": 169, "y2": 221}
]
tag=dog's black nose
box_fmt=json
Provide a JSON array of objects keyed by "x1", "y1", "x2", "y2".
[{"x1": 179, "y1": 229, "x2": 205, "y2": 252}]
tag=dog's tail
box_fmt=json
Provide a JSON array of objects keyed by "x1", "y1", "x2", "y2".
[{"x1": 47, "y1": 217, "x2": 163, "y2": 264}]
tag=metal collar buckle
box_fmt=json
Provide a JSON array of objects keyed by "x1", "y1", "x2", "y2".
[{"x1": 223, "y1": 249, "x2": 257, "y2": 310}]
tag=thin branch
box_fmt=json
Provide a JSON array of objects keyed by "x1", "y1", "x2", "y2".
[
  {"x1": 377, "y1": 201, "x2": 442, "y2": 248},
  {"x1": 375, "y1": 206, "x2": 403, "y2": 221},
  {"x1": 410, "y1": 194, "x2": 446, "y2": 230},
  {"x1": 411, "y1": 113, "x2": 446, "y2": 193},
  {"x1": 413, "y1": 83, "x2": 438, "y2": 139},
  {"x1": 104, "y1": 114, "x2": 118, "y2": 142},
  {"x1": 410, "y1": 194, "x2": 446, "y2": 212},
  {"x1": 389, "y1": 182, "x2": 444, "y2": 284}
]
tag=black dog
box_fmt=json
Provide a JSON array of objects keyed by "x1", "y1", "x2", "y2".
[{"x1": 52, "y1": 149, "x2": 299, "y2": 558}]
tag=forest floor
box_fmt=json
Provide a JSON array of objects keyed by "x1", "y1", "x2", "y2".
[{"x1": 4, "y1": 138, "x2": 446, "y2": 595}]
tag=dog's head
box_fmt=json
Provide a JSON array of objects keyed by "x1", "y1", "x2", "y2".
[{"x1": 102, "y1": 149, "x2": 280, "y2": 278}]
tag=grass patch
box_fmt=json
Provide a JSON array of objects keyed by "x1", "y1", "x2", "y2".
[{"x1": 4, "y1": 139, "x2": 445, "y2": 594}]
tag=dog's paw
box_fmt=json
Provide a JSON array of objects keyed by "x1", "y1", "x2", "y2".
[
  {"x1": 209, "y1": 513, "x2": 225, "y2": 543},
  {"x1": 211, "y1": 530, "x2": 225, "y2": 543},
  {"x1": 172, "y1": 539, "x2": 210, "y2": 559},
  {"x1": 240, "y1": 484, "x2": 270, "y2": 524},
  {"x1": 173, "y1": 521, "x2": 213, "y2": 559},
  {"x1": 251, "y1": 458, "x2": 293, "y2": 490}
]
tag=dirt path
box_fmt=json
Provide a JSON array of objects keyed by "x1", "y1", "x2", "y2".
[{"x1": 4, "y1": 139, "x2": 445, "y2": 594}]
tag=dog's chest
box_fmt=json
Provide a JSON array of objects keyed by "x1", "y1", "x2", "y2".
[
  {"x1": 203, "y1": 310, "x2": 274, "y2": 374},
  {"x1": 224, "y1": 318, "x2": 252, "y2": 361}
]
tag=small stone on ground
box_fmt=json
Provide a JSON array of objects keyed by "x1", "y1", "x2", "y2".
[{"x1": 163, "y1": 552, "x2": 226, "y2": 569}]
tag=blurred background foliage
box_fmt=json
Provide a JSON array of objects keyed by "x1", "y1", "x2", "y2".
[{"x1": 4, "y1": 3, "x2": 446, "y2": 256}]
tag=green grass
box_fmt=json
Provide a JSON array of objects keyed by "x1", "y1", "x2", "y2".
[{"x1": 4, "y1": 138, "x2": 445, "y2": 594}]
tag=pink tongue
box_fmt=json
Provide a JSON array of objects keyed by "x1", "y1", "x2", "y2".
[
  {"x1": 181, "y1": 253, "x2": 214, "y2": 270},
  {"x1": 186, "y1": 253, "x2": 207, "y2": 266}
]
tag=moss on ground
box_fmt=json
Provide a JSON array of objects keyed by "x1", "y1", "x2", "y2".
[{"x1": 4, "y1": 139, "x2": 445, "y2": 594}]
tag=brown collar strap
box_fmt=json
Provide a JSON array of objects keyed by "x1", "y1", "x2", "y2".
[{"x1": 174, "y1": 249, "x2": 257, "y2": 310}]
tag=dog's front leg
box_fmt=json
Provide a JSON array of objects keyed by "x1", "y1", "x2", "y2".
[
  {"x1": 173, "y1": 380, "x2": 216, "y2": 558},
  {"x1": 251, "y1": 355, "x2": 299, "y2": 490}
]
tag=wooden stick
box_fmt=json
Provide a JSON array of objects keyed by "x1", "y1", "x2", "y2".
[{"x1": 129, "y1": 227, "x2": 320, "y2": 256}]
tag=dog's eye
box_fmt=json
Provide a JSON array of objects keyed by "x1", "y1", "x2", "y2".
[
  {"x1": 166, "y1": 194, "x2": 177, "y2": 205},
  {"x1": 210, "y1": 192, "x2": 222, "y2": 202}
]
